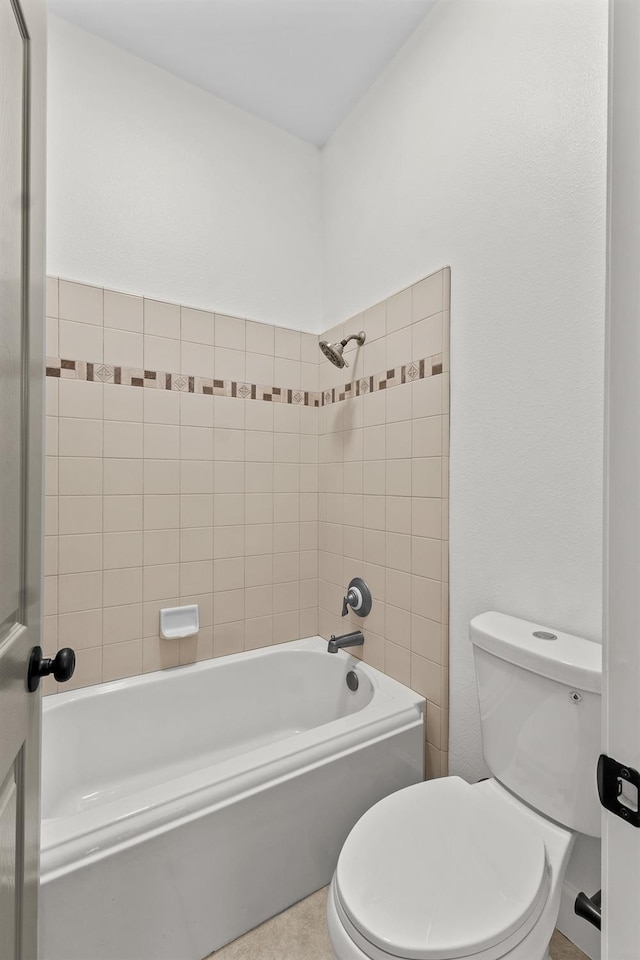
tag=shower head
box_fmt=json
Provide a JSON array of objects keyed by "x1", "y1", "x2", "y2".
[{"x1": 319, "y1": 331, "x2": 366, "y2": 369}]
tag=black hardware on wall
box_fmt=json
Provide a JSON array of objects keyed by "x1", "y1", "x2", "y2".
[{"x1": 598, "y1": 754, "x2": 640, "y2": 827}]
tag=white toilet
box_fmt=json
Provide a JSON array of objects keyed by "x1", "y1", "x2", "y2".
[{"x1": 327, "y1": 611, "x2": 602, "y2": 960}]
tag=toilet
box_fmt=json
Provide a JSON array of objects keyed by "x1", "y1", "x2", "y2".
[{"x1": 327, "y1": 611, "x2": 602, "y2": 960}]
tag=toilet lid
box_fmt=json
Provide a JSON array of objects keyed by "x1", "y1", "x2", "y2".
[{"x1": 335, "y1": 777, "x2": 550, "y2": 960}]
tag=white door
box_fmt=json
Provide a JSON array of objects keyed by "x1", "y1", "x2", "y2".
[
  {"x1": 603, "y1": 2, "x2": 640, "y2": 958},
  {"x1": 0, "y1": 0, "x2": 47, "y2": 956}
]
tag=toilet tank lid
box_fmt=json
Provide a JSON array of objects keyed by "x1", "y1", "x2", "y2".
[{"x1": 470, "y1": 612, "x2": 602, "y2": 693}]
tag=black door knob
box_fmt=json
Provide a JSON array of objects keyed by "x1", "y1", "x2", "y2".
[{"x1": 27, "y1": 645, "x2": 76, "y2": 692}]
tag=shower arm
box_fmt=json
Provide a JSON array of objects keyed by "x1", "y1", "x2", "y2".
[{"x1": 340, "y1": 333, "x2": 365, "y2": 349}]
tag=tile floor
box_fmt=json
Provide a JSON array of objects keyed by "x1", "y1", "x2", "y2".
[{"x1": 210, "y1": 888, "x2": 589, "y2": 959}]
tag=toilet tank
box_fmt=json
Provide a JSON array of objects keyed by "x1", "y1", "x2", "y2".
[{"x1": 470, "y1": 612, "x2": 602, "y2": 837}]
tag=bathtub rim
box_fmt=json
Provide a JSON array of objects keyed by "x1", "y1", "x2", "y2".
[{"x1": 41, "y1": 636, "x2": 425, "y2": 880}]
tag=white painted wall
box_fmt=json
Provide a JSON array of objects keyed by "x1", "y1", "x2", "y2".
[
  {"x1": 322, "y1": 0, "x2": 608, "y2": 784},
  {"x1": 46, "y1": 15, "x2": 322, "y2": 330}
]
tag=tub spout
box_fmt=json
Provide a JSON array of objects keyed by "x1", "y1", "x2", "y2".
[{"x1": 327, "y1": 631, "x2": 364, "y2": 654}]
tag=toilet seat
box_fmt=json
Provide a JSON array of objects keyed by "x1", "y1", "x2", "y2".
[{"x1": 334, "y1": 777, "x2": 551, "y2": 960}]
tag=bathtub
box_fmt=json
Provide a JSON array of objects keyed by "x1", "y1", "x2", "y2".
[{"x1": 39, "y1": 636, "x2": 424, "y2": 960}]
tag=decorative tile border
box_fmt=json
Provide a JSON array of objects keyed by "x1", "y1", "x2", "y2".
[{"x1": 45, "y1": 354, "x2": 444, "y2": 407}]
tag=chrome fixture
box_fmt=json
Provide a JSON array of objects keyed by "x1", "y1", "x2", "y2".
[
  {"x1": 327, "y1": 630, "x2": 365, "y2": 654},
  {"x1": 319, "y1": 331, "x2": 366, "y2": 369},
  {"x1": 342, "y1": 577, "x2": 372, "y2": 618}
]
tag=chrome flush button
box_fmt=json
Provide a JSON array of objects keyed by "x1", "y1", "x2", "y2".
[{"x1": 532, "y1": 630, "x2": 557, "y2": 640}]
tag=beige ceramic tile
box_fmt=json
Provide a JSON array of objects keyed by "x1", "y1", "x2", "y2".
[
  {"x1": 411, "y1": 614, "x2": 442, "y2": 663},
  {"x1": 144, "y1": 459, "x2": 180, "y2": 495},
  {"x1": 412, "y1": 498, "x2": 442, "y2": 539},
  {"x1": 180, "y1": 527, "x2": 214, "y2": 562},
  {"x1": 215, "y1": 314, "x2": 245, "y2": 350},
  {"x1": 246, "y1": 352, "x2": 275, "y2": 385},
  {"x1": 143, "y1": 563, "x2": 180, "y2": 601},
  {"x1": 182, "y1": 306, "x2": 215, "y2": 345},
  {"x1": 64, "y1": 646, "x2": 102, "y2": 691},
  {"x1": 413, "y1": 375, "x2": 443, "y2": 418},
  {"x1": 386, "y1": 287, "x2": 411, "y2": 334},
  {"x1": 143, "y1": 495, "x2": 179, "y2": 530},
  {"x1": 46, "y1": 276, "x2": 59, "y2": 318},
  {"x1": 412, "y1": 416, "x2": 442, "y2": 458},
  {"x1": 411, "y1": 576, "x2": 441, "y2": 622},
  {"x1": 362, "y1": 301, "x2": 386, "y2": 342},
  {"x1": 385, "y1": 640, "x2": 411, "y2": 685},
  {"x1": 412, "y1": 271, "x2": 443, "y2": 322},
  {"x1": 58, "y1": 534, "x2": 102, "y2": 574},
  {"x1": 143, "y1": 636, "x2": 180, "y2": 673},
  {"x1": 144, "y1": 529, "x2": 180, "y2": 566},
  {"x1": 215, "y1": 347, "x2": 245, "y2": 382},
  {"x1": 103, "y1": 495, "x2": 143, "y2": 532},
  {"x1": 413, "y1": 313, "x2": 443, "y2": 359},
  {"x1": 103, "y1": 459, "x2": 144, "y2": 496},
  {"x1": 246, "y1": 319, "x2": 274, "y2": 356},
  {"x1": 181, "y1": 340, "x2": 214, "y2": 378},
  {"x1": 412, "y1": 458, "x2": 442, "y2": 498},
  {"x1": 47, "y1": 270, "x2": 451, "y2": 713},
  {"x1": 46, "y1": 317, "x2": 58, "y2": 356},
  {"x1": 103, "y1": 640, "x2": 143, "y2": 682},
  {"x1": 59, "y1": 379, "x2": 103, "y2": 420},
  {"x1": 184, "y1": 461, "x2": 215, "y2": 495},
  {"x1": 103, "y1": 421, "x2": 143, "y2": 459},
  {"x1": 386, "y1": 326, "x2": 412, "y2": 369},
  {"x1": 103, "y1": 531, "x2": 143, "y2": 570},
  {"x1": 213, "y1": 621, "x2": 245, "y2": 657},
  {"x1": 104, "y1": 290, "x2": 143, "y2": 333},
  {"x1": 181, "y1": 393, "x2": 214, "y2": 428},
  {"x1": 144, "y1": 298, "x2": 180, "y2": 340},
  {"x1": 144, "y1": 389, "x2": 180, "y2": 425},
  {"x1": 103, "y1": 604, "x2": 143, "y2": 645},
  {"x1": 300, "y1": 333, "x2": 318, "y2": 364},
  {"x1": 104, "y1": 328, "x2": 144, "y2": 367},
  {"x1": 144, "y1": 334, "x2": 180, "y2": 372},
  {"x1": 104, "y1": 567, "x2": 143, "y2": 607},
  {"x1": 58, "y1": 571, "x2": 102, "y2": 614},
  {"x1": 363, "y1": 337, "x2": 386, "y2": 378},
  {"x1": 180, "y1": 628, "x2": 214, "y2": 665},
  {"x1": 58, "y1": 608, "x2": 102, "y2": 650},
  {"x1": 104, "y1": 384, "x2": 144, "y2": 422},
  {"x1": 58, "y1": 496, "x2": 102, "y2": 535},
  {"x1": 59, "y1": 280, "x2": 103, "y2": 325},
  {"x1": 59, "y1": 458, "x2": 102, "y2": 496},
  {"x1": 182, "y1": 494, "x2": 214, "y2": 529},
  {"x1": 244, "y1": 616, "x2": 273, "y2": 649},
  {"x1": 58, "y1": 320, "x2": 103, "y2": 361},
  {"x1": 275, "y1": 327, "x2": 301, "y2": 360},
  {"x1": 275, "y1": 357, "x2": 300, "y2": 388},
  {"x1": 144, "y1": 423, "x2": 180, "y2": 460},
  {"x1": 58, "y1": 418, "x2": 102, "y2": 458}
]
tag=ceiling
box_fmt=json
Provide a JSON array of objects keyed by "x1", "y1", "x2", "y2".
[{"x1": 48, "y1": 0, "x2": 435, "y2": 146}]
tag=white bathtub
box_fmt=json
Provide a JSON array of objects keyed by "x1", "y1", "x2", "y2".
[{"x1": 39, "y1": 636, "x2": 424, "y2": 960}]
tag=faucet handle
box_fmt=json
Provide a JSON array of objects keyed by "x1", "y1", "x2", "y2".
[{"x1": 341, "y1": 578, "x2": 372, "y2": 618}]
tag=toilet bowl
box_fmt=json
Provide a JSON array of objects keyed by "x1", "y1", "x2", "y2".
[{"x1": 327, "y1": 612, "x2": 602, "y2": 960}]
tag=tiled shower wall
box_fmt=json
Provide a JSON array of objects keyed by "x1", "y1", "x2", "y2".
[
  {"x1": 317, "y1": 268, "x2": 450, "y2": 778},
  {"x1": 43, "y1": 278, "x2": 321, "y2": 693},
  {"x1": 42, "y1": 269, "x2": 450, "y2": 779}
]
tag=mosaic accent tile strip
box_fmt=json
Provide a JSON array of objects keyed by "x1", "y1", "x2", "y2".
[{"x1": 45, "y1": 354, "x2": 444, "y2": 406}]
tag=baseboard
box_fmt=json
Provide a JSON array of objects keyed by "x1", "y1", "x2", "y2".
[{"x1": 557, "y1": 879, "x2": 601, "y2": 960}]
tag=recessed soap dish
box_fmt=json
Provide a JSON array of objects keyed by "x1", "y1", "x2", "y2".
[{"x1": 160, "y1": 604, "x2": 199, "y2": 640}]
